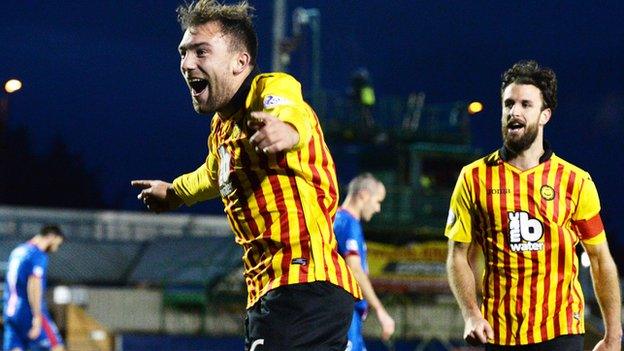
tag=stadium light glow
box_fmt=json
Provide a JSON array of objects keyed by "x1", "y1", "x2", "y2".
[
  {"x1": 4, "y1": 79, "x2": 22, "y2": 94},
  {"x1": 467, "y1": 101, "x2": 483, "y2": 115}
]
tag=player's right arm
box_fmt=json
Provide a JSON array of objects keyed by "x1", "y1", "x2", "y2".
[
  {"x1": 132, "y1": 152, "x2": 220, "y2": 212},
  {"x1": 445, "y1": 168, "x2": 493, "y2": 345},
  {"x1": 344, "y1": 255, "x2": 395, "y2": 340},
  {"x1": 447, "y1": 240, "x2": 493, "y2": 345},
  {"x1": 26, "y1": 274, "x2": 43, "y2": 339}
]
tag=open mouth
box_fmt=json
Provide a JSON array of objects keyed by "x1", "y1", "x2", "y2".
[
  {"x1": 188, "y1": 78, "x2": 208, "y2": 96},
  {"x1": 507, "y1": 120, "x2": 525, "y2": 131}
]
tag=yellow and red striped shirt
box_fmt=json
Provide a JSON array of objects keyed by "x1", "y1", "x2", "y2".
[
  {"x1": 172, "y1": 72, "x2": 361, "y2": 307},
  {"x1": 445, "y1": 147, "x2": 606, "y2": 345}
]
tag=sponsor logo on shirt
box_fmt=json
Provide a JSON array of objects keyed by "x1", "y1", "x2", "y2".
[
  {"x1": 487, "y1": 188, "x2": 511, "y2": 195},
  {"x1": 446, "y1": 209, "x2": 456, "y2": 227},
  {"x1": 508, "y1": 211, "x2": 544, "y2": 252},
  {"x1": 33, "y1": 266, "x2": 44, "y2": 278},
  {"x1": 291, "y1": 258, "x2": 308, "y2": 265},
  {"x1": 346, "y1": 239, "x2": 359, "y2": 252},
  {"x1": 263, "y1": 95, "x2": 291, "y2": 109}
]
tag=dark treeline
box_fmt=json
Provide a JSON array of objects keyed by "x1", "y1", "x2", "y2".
[{"x1": 0, "y1": 125, "x2": 105, "y2": 209}]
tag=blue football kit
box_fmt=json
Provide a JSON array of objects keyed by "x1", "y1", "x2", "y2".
[
  {"x1": 334, "y1": 209, "x2": 369, "y2": 351},
  {"x1": 3, "y1": 242, "x2": 63, "y2": 351}
]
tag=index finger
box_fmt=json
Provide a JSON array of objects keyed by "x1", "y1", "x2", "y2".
[{"x1": 131, "y1": 180, "x2": 153, "y2": 189}]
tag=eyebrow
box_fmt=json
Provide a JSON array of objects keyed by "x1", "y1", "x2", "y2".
[
  {"x1": 178, "y1": 42, "x2": 211, "y2": 52},
  {"x1": 504, "y1": 98, "x2": 534, "y2": 105}
]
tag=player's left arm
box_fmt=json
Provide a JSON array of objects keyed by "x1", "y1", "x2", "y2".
[
  {"x1": 27, "y1": 274, "x2": 43, "y2": 339},
  {"x1": 344, "y1": 255, "x2": 395, "y2": 341},
  {"x1": 582, "y1": 240, "x2": 622, "y2": 351},
  {"x1": 248, "y1": 75, "x2": 312, "y2": 154},
  {"x1": 574, "y1": 176, "x2": 622, "y2": 350}
]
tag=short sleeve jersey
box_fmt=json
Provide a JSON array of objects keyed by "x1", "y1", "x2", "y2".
[
  {"x1": 3, "y1": 243, "x2": 48, "y2": 319},
  {"x1": 334, "y1": 208, "x2": 369, "y2": 315},
  {"x1": 445, "y1": 148, "x2": 606, "y2": 345}
]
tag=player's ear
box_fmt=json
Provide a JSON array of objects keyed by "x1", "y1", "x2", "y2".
[
  {"x1": 539, "y1": 107, "x2": 551, "y2": 126},
  {"x1": 233, "y1": 51, "x2": 251, "y2": 75}
]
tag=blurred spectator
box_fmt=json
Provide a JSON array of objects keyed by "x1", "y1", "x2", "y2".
[
  {"x1": 349, "y1": 68, "x2": 376, "y2": 127},
  {"x1": 402, "y1": 92, "x2": 426, "y2": 131}
]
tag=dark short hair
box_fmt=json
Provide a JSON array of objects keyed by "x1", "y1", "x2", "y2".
[
  {"x1": 501, "y1": 60, "x2": 558, "y2": 111},
  {"x1": 177, "y1": 0, "x2": 258, "y2": 65},
  {"x1": 40, "y1": 224, "x2": 65, "y2": 239}
]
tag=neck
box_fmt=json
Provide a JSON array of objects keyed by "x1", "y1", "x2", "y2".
[
  {"x1": 341, "y1": 198, "x2": 361, "y2": 220},
  {"x1": 217, "y1": 66, "x2": 255, "y2": 119},
  {"x1": 29, "y1": 236, "x2": 47, "y2": 252},
  {"x1": 507, "y1": 138, "x2": 545, "y2": 171}
]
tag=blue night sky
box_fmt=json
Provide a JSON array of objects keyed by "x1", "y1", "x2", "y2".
[{"x1": 1, "y1": 1, "x2": 623, "y2": 244}]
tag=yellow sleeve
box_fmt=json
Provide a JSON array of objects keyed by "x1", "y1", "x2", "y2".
[
  {"x1": 172, "y1": 152, "x2": 220, "y2": 206},
  {"x1": 573, "y1": 176, "x2": 601, "y2": 221},
  {"x1": 445, "y1": 168, "x2": 474, "y2": 243},
  {"x1": 254, "y1": 74, "x2": 313, "y2": 150},
  {"x1": 573, "y1": 176, "x2": 606, "y2": 245}
]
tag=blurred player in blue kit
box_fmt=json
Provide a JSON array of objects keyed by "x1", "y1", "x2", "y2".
[
  {"x1": 3, "y1": 225, "x2": 65, "y2": 351},
  {"x1": 334, "y1": 173, "x2": 395, "y2": 351}
]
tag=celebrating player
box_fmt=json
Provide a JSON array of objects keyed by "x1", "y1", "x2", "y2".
[
  {"x1": 445, "y1": 60, "x2": 621, "y2": 350},
  {"x1": 131, "y1": 1, "x2": 361, "y2": 350}
]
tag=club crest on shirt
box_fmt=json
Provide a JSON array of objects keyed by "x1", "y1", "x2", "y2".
[{"x1": 540, "y1": 185, "x2": 555, "y2": 201}]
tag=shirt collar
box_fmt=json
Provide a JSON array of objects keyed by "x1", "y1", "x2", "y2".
[
  {"x1": 228, "y1": 66, "x2": 260, "y2": 115},
  {"x1": 498, "y1": 140, "x2": 553, "y2": 164}
]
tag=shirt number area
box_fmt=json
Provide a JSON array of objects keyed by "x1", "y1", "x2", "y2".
[
  {"x1": 507, "y1": 211, "x2": 544, "y2": 252},
  {"x1": 218, "y1": 145, "x2": 234, "y2": 197}
]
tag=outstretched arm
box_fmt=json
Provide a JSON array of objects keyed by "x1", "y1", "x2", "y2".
[
  {"x1": 131, "y1": 180, "x2": 183, "y2": 213},
  {"x1": 345, "y1": 255, "x2": 395, "y2": 341},
  {"x1": 447, "y1": 240, "x2": 493, "y2": 345},
  {"x1": 583, "y1": 241, "x2": 622, "y2": 351}
]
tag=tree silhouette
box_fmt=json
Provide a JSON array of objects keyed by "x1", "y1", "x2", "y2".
[{"x1": 0, "y1": 126, "x2": 105, "y2": 209}]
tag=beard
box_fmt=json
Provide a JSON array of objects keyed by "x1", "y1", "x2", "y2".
[{"x1": 502, "y1": 120, "x2": 539, "y2": 154}]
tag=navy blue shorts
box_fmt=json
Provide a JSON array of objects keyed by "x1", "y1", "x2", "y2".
[
  {"x1": 3, "y1": 313, "x2": 64, "y2": 351},
  {"x1": 486, "y1": 334, "x2": 584, "y2": 351},
  {"x1": 244, "y1": 281, "x2": 355, "y2": 351}
]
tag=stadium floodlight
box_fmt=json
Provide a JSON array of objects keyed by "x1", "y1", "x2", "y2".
[
  {"x1": 4, "y1": 79, "x2": 22, "y2": 94},
  {"x1": 467, "y1": 101, "x2": 483, "y2": 115}
]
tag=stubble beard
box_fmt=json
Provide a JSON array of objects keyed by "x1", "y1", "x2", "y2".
[{"x1": 502, "y1": 120, "x2": 539, "y2": 154}]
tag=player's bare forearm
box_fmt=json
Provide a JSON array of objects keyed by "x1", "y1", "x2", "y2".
[
  {"x1": 27, "y1": 275, "x2": 43, "y2": 317},
  {"x1": 585, "y1": 242, "x2": 622, "y2": 346},
  {"x1": 447, "y1": 241, "x2": 481, "y2": 319},
  {"x1": 345, "y1": 255, "x2": 395, "y2": 340},
  {"x1": 346, "y1": 255, "x2": 383, "y2": 310},
  {"x1": 448, "y1": 240, "x2": 493, "y2": 345}
]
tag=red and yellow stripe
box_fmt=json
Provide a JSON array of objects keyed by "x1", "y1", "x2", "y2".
[{"x1": 464, "y1": 152, "x2": 594, "y2": 345}]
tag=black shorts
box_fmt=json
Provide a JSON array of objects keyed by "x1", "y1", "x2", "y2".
[
  {"x1": 244, "y1": 281, "x2": 355, "y2": 351},
  {"x1": 486, "y1": 334, "x2": 584, "y2": 351}
]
